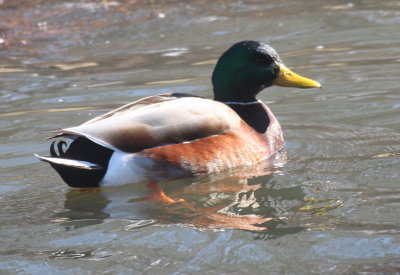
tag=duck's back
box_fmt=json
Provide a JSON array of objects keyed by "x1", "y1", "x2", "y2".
[{"x1": 56, "y1": 93, "x2": 243, "y2": 153}]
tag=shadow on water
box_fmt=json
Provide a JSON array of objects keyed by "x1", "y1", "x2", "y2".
[{"x1": 53, "y1": 153, "x2": 307, "y2": 239}]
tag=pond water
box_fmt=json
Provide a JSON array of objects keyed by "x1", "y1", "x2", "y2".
[{"x1": 1, "y1": 0, "x2": 400, "y2": 273}]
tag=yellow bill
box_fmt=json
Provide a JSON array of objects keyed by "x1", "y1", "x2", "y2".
[{"x1": 273, "y1": 64, "x2": 321, "y2": 88}]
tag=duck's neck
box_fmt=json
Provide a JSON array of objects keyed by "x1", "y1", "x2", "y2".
[
  {"x1": 220, "y1": 100, "x2": 260, "y2": 105},
  {"x1": 213, "y1": 88, "x2": 258, "y2": 103},
  {"x1": 226, "y1": 101, "x2": 269, "y2": 133}
]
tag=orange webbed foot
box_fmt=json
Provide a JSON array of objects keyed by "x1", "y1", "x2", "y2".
[
  {"x1": 146, "y1": 181, "x2": 185, "y2": 204},
  {"x1": 78, "y1": 187, "x2": 101, "y2": 193}
]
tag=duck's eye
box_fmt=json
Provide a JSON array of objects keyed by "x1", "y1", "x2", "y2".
[{"x1": 254, "y1": 53, "x2": 273, "y2": 66}]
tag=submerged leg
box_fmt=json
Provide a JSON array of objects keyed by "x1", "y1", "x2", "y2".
[
  {"x1": 144, "y1": 181, "x2": 184, "y2": 204},
  {"x1": 79, "y1": 188, "x2": 101, "y2": 193}
]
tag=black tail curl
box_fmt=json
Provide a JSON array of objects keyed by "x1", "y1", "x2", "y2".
[
  {"x1": 47, "y1": 137, "x2": 114, "y2": 188},
  {"x1": 50, "y1": 140, "x2": 68, "y2": 157}
]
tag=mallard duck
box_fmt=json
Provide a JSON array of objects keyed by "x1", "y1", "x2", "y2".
[{"x1": 36, "y1": 41, "x2": 321, "y2": 191}]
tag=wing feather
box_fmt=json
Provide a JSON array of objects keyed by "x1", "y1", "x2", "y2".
[{"x1": 54, "y1": 94, "x2": 242, "y2": 152}]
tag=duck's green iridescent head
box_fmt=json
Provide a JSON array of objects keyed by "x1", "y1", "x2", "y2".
[{"x1": 212, "y1": 41, "x2": 321, "y2": 102}]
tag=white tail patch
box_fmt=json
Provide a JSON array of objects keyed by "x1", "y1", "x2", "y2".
[{"x1": 34, "y1": 154, "x2": 103, "y2": 170}]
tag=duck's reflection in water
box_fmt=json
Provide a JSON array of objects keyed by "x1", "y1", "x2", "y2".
[{"x1": 54, "y1": 154, "x2": 306, "y2": 235}]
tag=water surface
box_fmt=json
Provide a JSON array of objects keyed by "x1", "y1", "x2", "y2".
[{"x1": 1, "y1": 0, "x2": 400, "y2": 273}]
